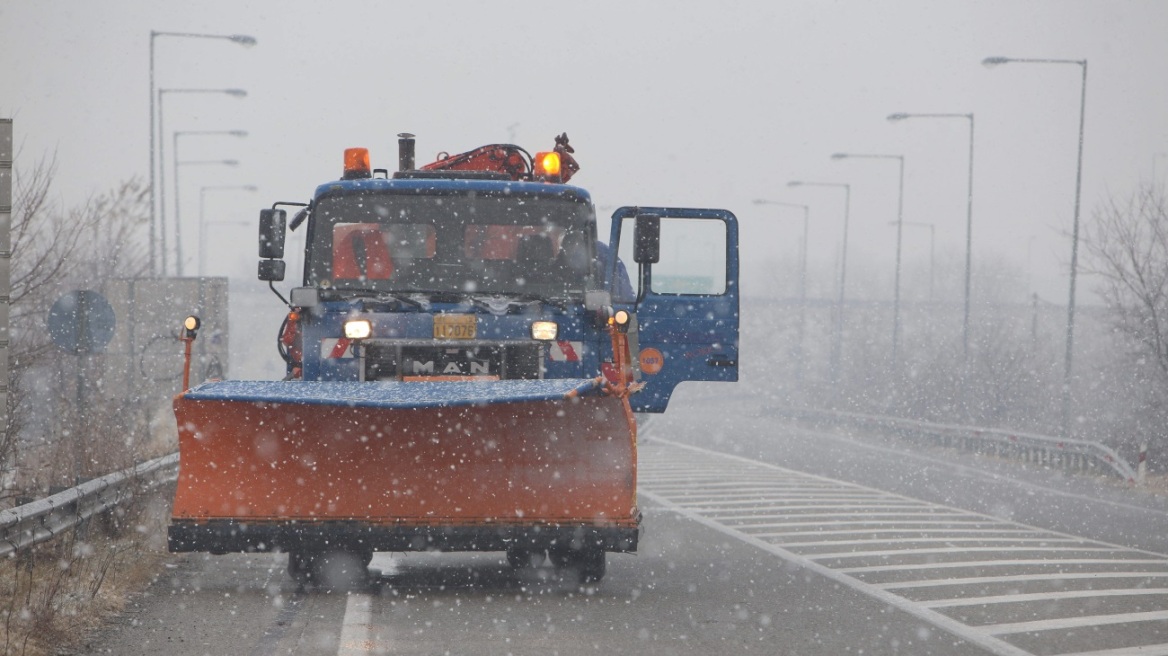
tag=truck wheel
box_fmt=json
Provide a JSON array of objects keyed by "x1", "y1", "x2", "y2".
[
  {"x1": 287, "y1": 550, "x2": 317, "y2": 584},
  {"x1": 506, "y1": 548, "x2": 543, "y2": 569},
  {"x1": 578, "y1": 548, "x2": 606, "y2": 583},
  {"x1": 311, "y1": 550, "x2": 368, "y2": 589},
  {"x1": 547, "y1": 546, "x2": 572, "y2": 569},
  {"x1": 548, "y1": 546, "x2": 606, "y2": 583}
]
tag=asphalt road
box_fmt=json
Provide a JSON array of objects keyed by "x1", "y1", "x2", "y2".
[
  {"x1": 74, "y1": 504, "x2": 991, "y2": 656},
  {"x1": 70, "y1": 387, "x2": 1168, "y2": 655}
]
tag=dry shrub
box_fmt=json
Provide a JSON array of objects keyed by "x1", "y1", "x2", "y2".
[{"x1": 0, "y1": 489, "x2": 170, "y2": 656}]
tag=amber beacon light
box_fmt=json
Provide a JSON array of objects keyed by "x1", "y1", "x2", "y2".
[
  {"x1": 343, "y1": 147, "x2": 372, "y2": 179},
  {"x1": 534, "y1": 151, "x2": 562, "y2": 181}
]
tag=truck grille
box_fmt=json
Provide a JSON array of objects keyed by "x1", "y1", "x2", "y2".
[{"x1": 362, "y1": 342, "x2": 543, "y2": 381}]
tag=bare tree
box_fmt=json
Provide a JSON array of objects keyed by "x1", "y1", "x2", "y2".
[
  {"x1": 6, "y1": 154, "x2": 150, "y2": 494},
  {"x1": 1083, "y1": 181, "x2": 1168, "y2": 454}
]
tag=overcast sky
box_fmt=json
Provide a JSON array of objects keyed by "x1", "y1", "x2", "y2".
[{"x1": 2, "y1": 1, "x2": 1167, "y2": 306}]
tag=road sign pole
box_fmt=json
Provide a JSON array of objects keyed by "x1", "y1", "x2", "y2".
[{"x1": 47, "y1": 290, "x2": 116, "y2": 484}]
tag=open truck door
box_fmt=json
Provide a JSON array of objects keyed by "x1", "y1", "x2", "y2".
[{"x1": 608, "y1": 207, "x2": 739, "y2": 413}]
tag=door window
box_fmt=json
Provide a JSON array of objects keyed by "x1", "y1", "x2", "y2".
[{"x1": 619, "y1": 217, "x2": 727, "y2": 296}]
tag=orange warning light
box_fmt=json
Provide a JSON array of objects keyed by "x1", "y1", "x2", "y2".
[
  {"x1": 534, "y1": 151, "x2": 561, "y2": 180},
  {"x1": 343, "y1": 148, "x2": 371, "y2": 179}
]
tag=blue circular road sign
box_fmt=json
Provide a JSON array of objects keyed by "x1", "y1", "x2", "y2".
[{"x1": 48, "y1": 290, "x2": 116, "y2": 355}]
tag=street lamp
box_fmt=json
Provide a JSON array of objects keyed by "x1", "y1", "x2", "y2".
[
  {"x1": 174, "y1": 160, "x2": 239, "y2": 275},
  {"x1": 889, "y1": 221, "x2": 935, "y2": 302},
  {"x1": 983, "y1": 55, "x2": 1087, "y2": 437},
  {"x1": 173, "y1": 130, "x2": 248, "y2": 276},
  {"x1": 832, "y1": 152, "x2": 906, "y2": 365},
  {"x1": 158, "y1": 88, "x2": 247, "y2": 276},
  {"x1": 887, "y1": 112, "x2": 975, "y2": 359},
  {"x1": 150, "y1": 30, "x2": 256, "y2": 276},
  {"x1": 200, "y1": 185, "x2": 258, "y2": 277},
  {"x1": 788, "y1": 180, "x2": 851, "y2": 388},
  {"x1": 1153, "y1": 153, "x2": 1168, "y2": 183},
  {"x1": 753, "y1": 199, "x2": 810, "y2": 385}
]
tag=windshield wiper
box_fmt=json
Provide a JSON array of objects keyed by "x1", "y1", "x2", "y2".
[
  {"x1": 471, "y1": 293, "x2": 571, "y2": 311},
  {"x1": 330, "y1": 288, "x2": 424, "y2": 309}
]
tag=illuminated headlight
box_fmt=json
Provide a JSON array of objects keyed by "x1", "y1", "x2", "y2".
[
  {"x1": 613, "y1": 310, "x2": 630, "y2": 326},
  {"x1": 531, "y1": 320, "x2": 558, "y2": 341},
  {"x1": 343, "y1": 319, "x2": 373, "y2": 340}
]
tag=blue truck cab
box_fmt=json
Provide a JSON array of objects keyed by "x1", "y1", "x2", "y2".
[{"x1": 257, "y1": 144, "x2": 739, "y2": 412}]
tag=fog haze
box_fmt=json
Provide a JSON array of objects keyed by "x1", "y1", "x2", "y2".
[{"x1": 2, "y1": 0, "x2": 1166, "y2": 305}]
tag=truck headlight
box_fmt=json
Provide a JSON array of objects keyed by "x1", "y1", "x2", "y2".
[
  {"x1": 531, "y1": 320, "x2": 558, "y2": 341},
  {"x1": 343, "y1": 319, "x2": 373, "y2": 340}
]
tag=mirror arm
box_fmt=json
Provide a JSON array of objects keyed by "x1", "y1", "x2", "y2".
[
  {"x1": 269, "y1": 280, "x2": 290, "y2": 308},
  {"x1": 636, "y1": 262, "x2": 649, "y2": 305}
]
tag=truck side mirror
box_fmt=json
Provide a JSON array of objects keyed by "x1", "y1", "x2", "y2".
[
  {"x1": 258, "y1": 259, "x2": 286, "y2": 282},
  {"x1": 633, "y1": 214, "x2": 660, "y2": 264},
  {"x1": 259, "y1": 209, "x2": 287, "y2": 259}
]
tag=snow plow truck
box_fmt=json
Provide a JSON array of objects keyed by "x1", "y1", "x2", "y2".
[{"x1": 168, "y1": 133, "x2": 740, "y2": 584}]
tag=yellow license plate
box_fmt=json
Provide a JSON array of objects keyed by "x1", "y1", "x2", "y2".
[{"x1": 433, "y1": 314, "x2": 477, "y2": 340}]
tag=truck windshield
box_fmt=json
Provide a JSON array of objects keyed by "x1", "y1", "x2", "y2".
[{"x1": 307, "y1": 191, "x2": 596, "y2": 298}]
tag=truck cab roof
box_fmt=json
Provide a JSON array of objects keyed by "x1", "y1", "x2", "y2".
[{"x1": 312, "y1": 176, "x2": 594, "y2": 205}]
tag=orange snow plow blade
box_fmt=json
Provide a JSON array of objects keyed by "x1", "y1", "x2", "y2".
[{"x1": 168, "y1": 379, "x2": 640, "y2": 554}]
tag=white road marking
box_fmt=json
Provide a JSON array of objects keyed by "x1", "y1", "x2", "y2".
[
  {"x1": 984, "y1": 610, "x2": 1168, "y2": 636},
  {"x1": 641, "y1": 436, "x2": 1168, "y2": 656},
  {"x1": 709, "y1": 510, "x2": 970, "y2": 521},
  {"x1": 722, "y1": 518, "x2": 993, "y2": 529},
  {"x1": 764, "y1": 527, "x2": 1037, "y2": 538},
  {"x1": 674, "y1": 501, "x2": 929, "y2": 511},
  {"x1": 337, "y1": 593, "x2": 379, "y2": 655},
  {"x1": 923, "y1": 588, "x2": 1168, "y2": 609},
  {"x1": 879, "y1": 572, "x2": 1168, "y2": 590},
  {"x1": 336, "y1": 554, "x2": 399, "y2": 655},
  {"x1": 807, "y1": 545, "x2": 1122, "y2": 560},
  {"x1": 639, "y1": 494, "x2": 1033, "y2": 656},
  {"x1": 775, "y1": 536, "x2": 1084, "y2": 549},
  {"x1": 840, "y1": 558, "x2": 1168, "y2": 574},
  {"x1": 1059, "y1": 644, "x2": 1168, "y2": 656}
]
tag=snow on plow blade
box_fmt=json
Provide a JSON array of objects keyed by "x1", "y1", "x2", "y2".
[{"x1": 169, "y1": 379, "x2": 639, "y2": 553}]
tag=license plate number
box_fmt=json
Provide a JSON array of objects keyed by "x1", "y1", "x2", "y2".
[{"x1": 433, "y1": 314, "x2": 477, "y2": 340}]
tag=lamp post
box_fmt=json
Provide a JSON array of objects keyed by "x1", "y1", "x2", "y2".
[
  {"x1": 887, "y1": 112, "x2": 975, "y2": 358},
  {"x1": 890, "y1": 221, "x2": 935, "y2": 302},
  {"x1": 174, "y1": 160, "x2": 240, "y2": 276},
  {"x1": 200, "y1": 185, "x2": 258, "y2": 277},
  {"x1": 983, "y1": 55, "x2": 1087, "y2": 437},
  {"x1": 753, "y1": 199, "x2": 809, "y2": 385},
  {"x1": 158, "y1": 88, "x2": 247, "y2": 276},
  {"x1": 788, "y1": 181, "x2": 850, "y2": 387},
  {"x1": 149, "y1": 30, "x2": 255, "y2": 276},
  {"x1": 173, "y1": 130, "x2": 248, "y2": 276},
  {"x1": 832, "y1": 153, "x2": 906, "y2": 365},
  {"x1": 1154, "y1": 153, "x2": 1168, "y2": 183}
]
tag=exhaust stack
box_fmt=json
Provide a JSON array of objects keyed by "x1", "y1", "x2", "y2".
[{"x1": 398, "y1": 133, "x2": 415, "y2": 171}]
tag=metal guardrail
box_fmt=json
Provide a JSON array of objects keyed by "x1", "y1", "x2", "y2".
[
  {"x1": 0, "y1": 452, "x2": 179, "y2": 557},
  {"x1": 778, "y1": 407, "x2": 1138, "y2": 483}
]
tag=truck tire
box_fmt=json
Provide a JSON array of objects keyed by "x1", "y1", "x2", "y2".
[
  {"x1": 311, "y1": 550, "x2": 368, "y2": 589},
  {"x1": 506, "y1": 548, "x2": 544, "y2": 569},
  {"x1": 548, "y1": 546, "x2": 606, "y2": 583},
  {"x1": 578, "y1": 548, "x2": 606, "y2": 583},
  {"x1": 287, "y1": 550, "x2": 317, "y2": 584}
]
